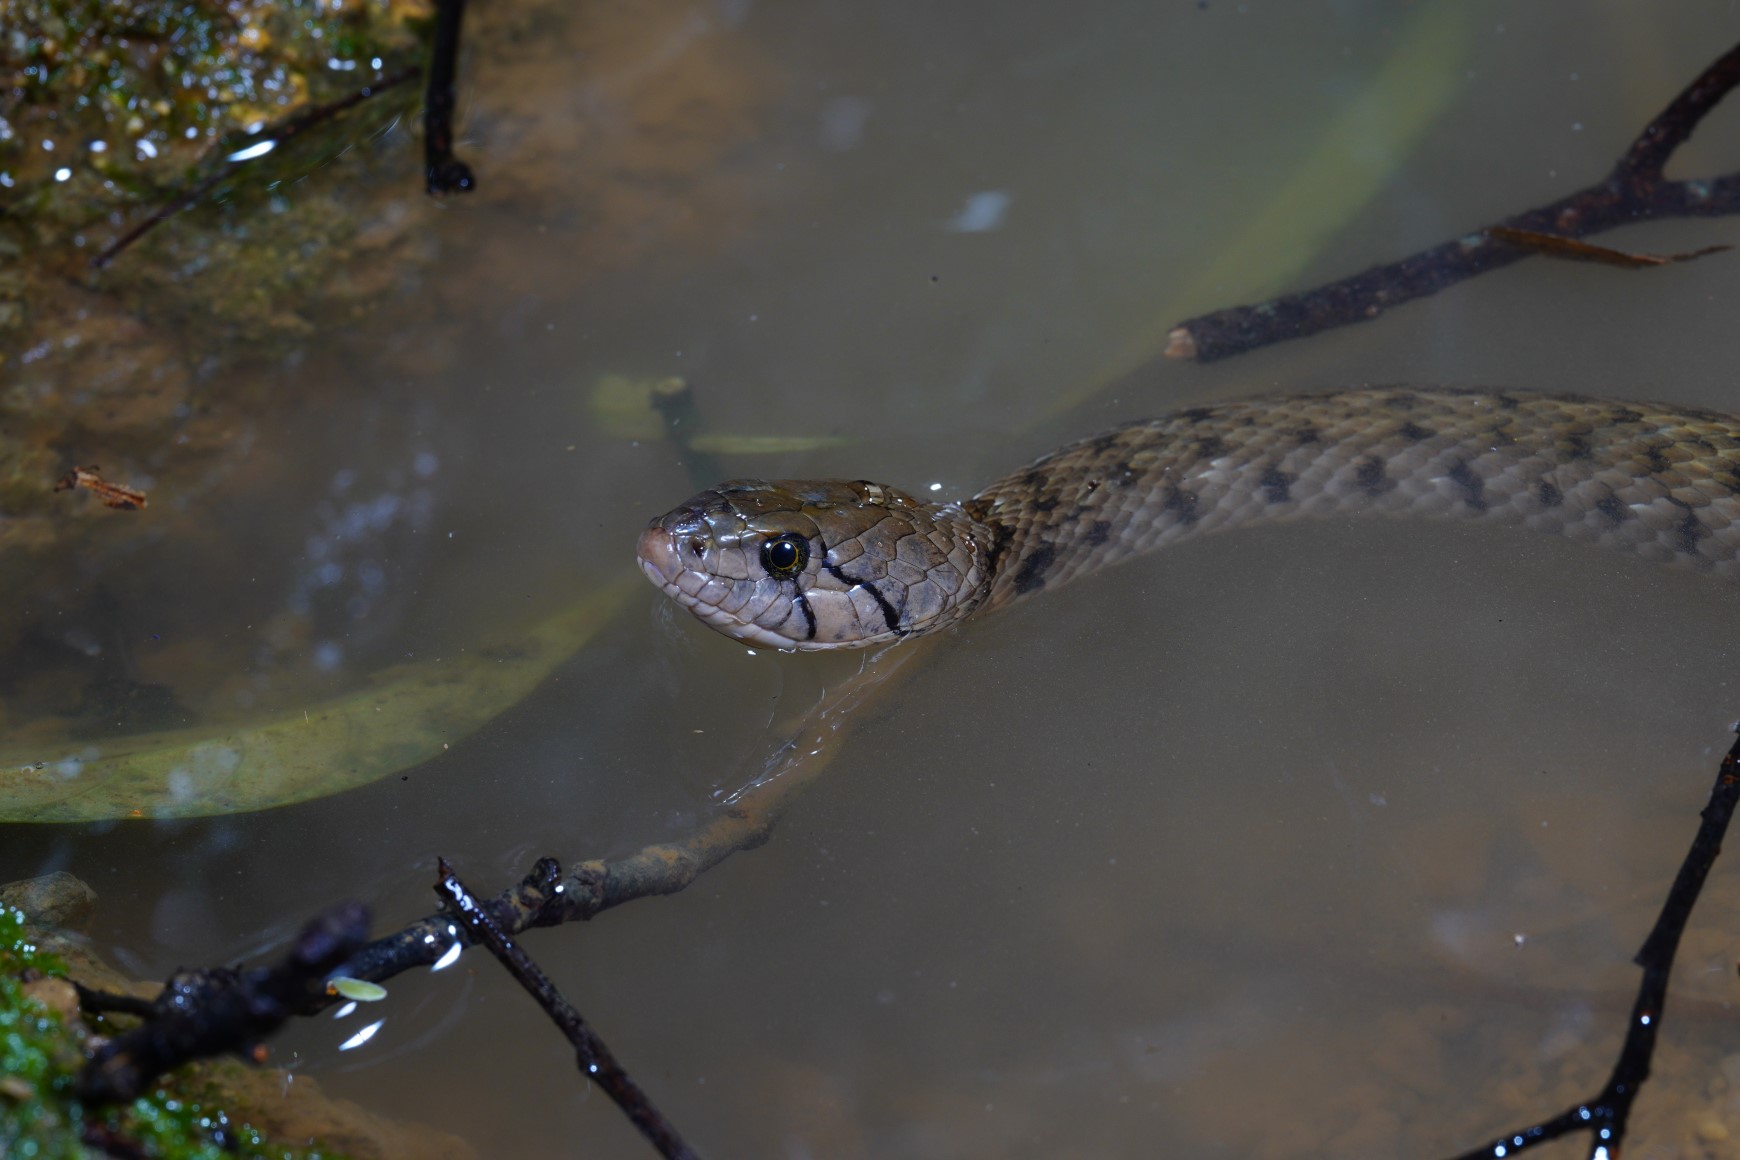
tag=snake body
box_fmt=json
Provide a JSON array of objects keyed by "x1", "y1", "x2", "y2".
[{"x1": 638, "y1": 387, "x2": 1740, "y2": 650}]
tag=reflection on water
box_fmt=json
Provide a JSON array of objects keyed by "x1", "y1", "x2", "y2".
[{"x1": 8, "y1": 0, "x2": 1740, "y2": 1155}]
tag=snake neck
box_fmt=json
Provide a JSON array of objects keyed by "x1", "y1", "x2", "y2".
[{"x1": 957, "y1": 386, "x2": 1740, "y2": 616}]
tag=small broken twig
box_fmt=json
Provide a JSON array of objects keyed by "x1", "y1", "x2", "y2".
[
  {"x1": 54, "y1": 466, "x2": 148, "y2": 510},
  {"x1": 1442, "y1": 726, "x2": 1740, "y2": 1158},
  {"x1": 435, "y1": 860, "x2": 700, "y2": 1160},
  {"x1": 1168, "y1": 39, "x2": 1740, "y2": 361},
  {"x1": 424, "y1": 0, "x2": 475, "y2": 194}
]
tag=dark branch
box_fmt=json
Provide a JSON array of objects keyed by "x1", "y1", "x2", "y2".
[
  {"x1": 1167, "y1": 40, "x2": 1740, "y2": 362},
  {"x1": 1442, "y1": 727, "x2": 1740, "y2": 1159},
  {"x1": 75, "y1": 902, "x2": 370, "y2": 1104},
  {"x1": 423, "y1": 0, "x2": 475, "y2": 194},
  {"x1": 436, "y1": 861, "x2": 700, "y2": 1160}
]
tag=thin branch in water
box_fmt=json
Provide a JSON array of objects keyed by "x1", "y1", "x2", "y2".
[
  {"x1": 1441, "y1": 726, "x2": 1740, "y2": 1159},
  {"x1": 340, "y1": 639, "x2": 928, "y2": 983},
  {"x1": 57, "y1": 642, "x2": 923, "y2": 1106},
  {"x1": 90, "y1": 68, "x2": 420, "y2": 270},
  {"x1": 435, "y1": 860, "x2": 700, "y2": 1160},
  {"x1": 648, "y1": 376, "x2": 727, "y2": 489},
  {"x1": 424, "y1": 0, "x2": 475, "y2": 194},
  {"x1": 1166, "y1": 39, "x2": 1740, "y2": 362}
]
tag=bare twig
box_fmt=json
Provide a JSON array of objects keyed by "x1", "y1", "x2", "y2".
[
  {"x1": 436, "y1": 860, "x2": 699, "y2": 1160},
  {"x1": 90, "y1": 68, "x2": 419, "y2": 270},
  {"x1": 1442, "y1": 727, "x2": 1740, "y2": 1159},
  {"x1": 1167, "y1": 40, "x2": 1740, "y2": 362},
  {"x1": 54, "y1": 465, "x2": 148, "y2": 510}
]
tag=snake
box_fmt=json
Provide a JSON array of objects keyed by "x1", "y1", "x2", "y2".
[{"x1": 637, "y1": 387, "x2": 1740, "y2": 650}]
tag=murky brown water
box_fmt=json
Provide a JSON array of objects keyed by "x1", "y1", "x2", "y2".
[{"x1": 10, "y1": 1, "x2": 1740, "y2": 1156}]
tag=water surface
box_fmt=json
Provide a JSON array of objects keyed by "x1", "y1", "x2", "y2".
[{"x1": 10, "y1": 2, "x2": 1740, "y2": 1155}]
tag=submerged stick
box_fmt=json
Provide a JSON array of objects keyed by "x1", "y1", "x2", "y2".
[
  {"x1": 90, "y1": 68, "x2": 418, "y2": 269},
  {"x1": 342, "y1": 639, "x2": 931, "y2": 980},
  {"x1": 1167, "y1": 40, "x2": 1740, "y2": 362}
]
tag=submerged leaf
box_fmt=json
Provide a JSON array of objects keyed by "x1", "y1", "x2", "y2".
[
  {"x1": 0, "y1": 578, "x2": 638, "y2": 822},
  {"x1": 687, "y1": 433, "x2": 850, "y2": 455}
]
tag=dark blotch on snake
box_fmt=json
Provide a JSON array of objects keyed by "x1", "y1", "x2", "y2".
[
  {"x1": 1537, "y1": 480, "x2": 1564, "y2": 508},
  {"x1": 1011, "y1": 542, "x2": 1058, "y2": 595},
  {"x1": 1085, "y1": 520, "x2": 1112, "y2": 546},
  {"x1": 1446, "y1": 460, "x2": 1487, "y2": 512},
  {"x1": 1258, "y1": 468, "x2": 1294, "y2": 505},
  {"x1": 1192, "y1": 435, "x2": 1227, "y2": 460},
  {"x1": 1355, "y1": 456, "x2": 1393, "y2": 497},
  {"x1": 1596, "y1": 493, "x2": 1630, "y2": 525},
  {"x1": 1164, "y1": 486, "x2": 1200, "y2": 527},
  {"x1": 1398, "y1": 421, "x2": 1436, "y2": 443},
  {"x1": 1668, "y1": 498, "x2": 1709, "y2": 555}
]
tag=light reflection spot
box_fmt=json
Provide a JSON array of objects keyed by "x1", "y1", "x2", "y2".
[
  {"x1": 337, "y1": 1019, "x2": 384, "y2": 1051},
  {"x1": 946, "y1": 189, "x2": 1011, "y2": 233}
]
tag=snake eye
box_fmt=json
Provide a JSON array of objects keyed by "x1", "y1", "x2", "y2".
[{"x1": 760, "y1": 533, "x2": 809, "y2": 578}]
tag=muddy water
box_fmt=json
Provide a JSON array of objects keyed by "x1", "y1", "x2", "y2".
[{"x1": 10, "y1": 1, "x2": 1740, "y2": 1156}]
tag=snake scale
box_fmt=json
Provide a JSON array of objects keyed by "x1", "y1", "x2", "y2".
[{"x1": 638, "y1": 387, "x2": 1740, "y2": 650}]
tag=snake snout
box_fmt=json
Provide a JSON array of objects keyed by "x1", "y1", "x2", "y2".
[{"x1": 636, "y1": 522, "x2": 687, "y2": 589}]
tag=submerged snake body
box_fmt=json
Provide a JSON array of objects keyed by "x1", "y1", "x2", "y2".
[{"x1": 638, "y1": 388, "x2": 1740, "y2": 650}]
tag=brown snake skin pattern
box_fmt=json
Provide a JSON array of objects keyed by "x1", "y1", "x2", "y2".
[{"x1": 639, "y1": 388, "x2": 1740, "y2": 650}]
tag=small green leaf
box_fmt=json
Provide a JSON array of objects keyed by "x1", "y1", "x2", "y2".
[{"x1": 327, "y1": 976, "x2": 388, "y2": 1002}]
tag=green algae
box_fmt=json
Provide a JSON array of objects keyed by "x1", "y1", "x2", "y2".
[
  {"x1": 0, "y1": 905, "x2": 349, "y2": 1159},
  {"x1": 1, "y1": 0, "x2": 427, "y2": 232}
]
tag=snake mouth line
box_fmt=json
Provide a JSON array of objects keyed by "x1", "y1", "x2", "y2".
[{"x1": 639, "y1": 558, "x2": 800, "y2": 651}]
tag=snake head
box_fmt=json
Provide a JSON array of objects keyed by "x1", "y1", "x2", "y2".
[{"x1": 638, "y1": 479, "x2": 993, "y2": 651}]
